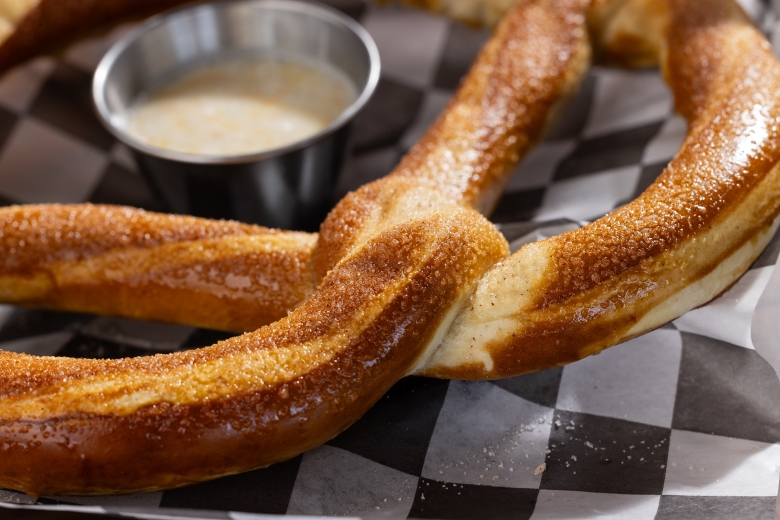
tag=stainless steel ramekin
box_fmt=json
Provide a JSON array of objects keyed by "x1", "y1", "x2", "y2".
[{"x1": 93, "y1": 0, "x2": 379, "y2": 230}]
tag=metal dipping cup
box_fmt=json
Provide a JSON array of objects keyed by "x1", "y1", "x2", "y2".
[{"x1": 93, "y1": 0, "x2": 380, "y2": 231}]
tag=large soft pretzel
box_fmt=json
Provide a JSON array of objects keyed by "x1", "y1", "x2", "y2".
[{"x1": 0, "y1": 0, "x2": 779, "y2": 496}]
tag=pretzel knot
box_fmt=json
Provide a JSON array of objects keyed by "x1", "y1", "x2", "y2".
[{"x1": 1, "y1": 0, "x2": 779, "y2": 495}]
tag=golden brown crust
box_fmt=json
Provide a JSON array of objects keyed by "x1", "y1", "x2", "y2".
[
  {"x1": 420, "y1": 0, "x2": 780, "y2": 378},
  {"x1": 390, "y1": 0, "x2": 589, "y2": 214},
  {"x1": 0, "y1": 194, "x2": 508, "y2": 495},
  {"x1": 0, "y1": 204, "x2": 318, "y2": 331},
  {"x1": 315, "y1": 0, "x2": 589, "y2": 278},
  {"x1": 542, "y1": 0, "x2": 779, "y2": 308},
  {"x1": 0, "y1": 0, "x2": 779, "y2": 498},
  {"x1": 0, "y1": 0, "x2": 196, "y2": 72}
]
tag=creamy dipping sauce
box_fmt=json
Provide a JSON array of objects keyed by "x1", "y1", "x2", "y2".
[{"x1": 126, "y1": 56, "x2": 357, "y2": 157}]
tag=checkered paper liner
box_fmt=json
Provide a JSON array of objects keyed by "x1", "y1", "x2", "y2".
[{"x1": 1, "y1": 0, "x2": 780, "y2": 519}]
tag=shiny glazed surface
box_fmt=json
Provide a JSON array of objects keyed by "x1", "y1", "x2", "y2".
[
  {"x1": 423, "y1": 0, "x2": 780, "y2": 377},
  {"x1": 0, "y1": 205, "x2": 318, "y2": 332}
]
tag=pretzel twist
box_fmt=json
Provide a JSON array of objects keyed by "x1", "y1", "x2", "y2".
[{"x1": 0, "y1": 0, "x2": 779, "y2": 496}]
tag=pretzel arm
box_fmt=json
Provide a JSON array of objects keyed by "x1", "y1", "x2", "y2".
[
  {"x1": 390, "y1": 0, "x2": 589, "y2": 214},
  {"x1": 0, "y1": 204, "x2": 318, "y2": 332},
  {"x1": 420, "y1": 0, "x2": 780, "y2": 378},
  {"x1": 0, "y1": 0, "x2": 202, "y2": 73}
]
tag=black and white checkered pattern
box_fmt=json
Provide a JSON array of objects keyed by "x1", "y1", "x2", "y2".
[{"x1": 1, "y1": 0, "x2": 780, "y2": 518}]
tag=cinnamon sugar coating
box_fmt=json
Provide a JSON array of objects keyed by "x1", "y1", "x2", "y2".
[
  {"x1": 0, "y1": 204, "x2": 265, "y2": 272},
  {"x1": 0, "y1": 0, "x2": 779, "y2": 497},
  {"x1": 0, "y1": 205, "x2": 318, "y2": 331},
  {"x1": 391, "y1": 0, "x2": 589, "y2": 214},
  {"x1": 421, "y1": 0, "x2": 780, "y2": 378},
  {"x1": 0, "y1": 194, "x2": 507, "y2": 494},
  {"x1": 547, "y1": 4, "x2": 780, "y2": 306}
]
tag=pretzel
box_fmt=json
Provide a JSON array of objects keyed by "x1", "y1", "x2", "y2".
[
  {"x1": 1, "y1": 0, "x2": 780, "y2": 496},
  {"x1": 0, "y1": 0, "x2": 204, "y2": 73}
]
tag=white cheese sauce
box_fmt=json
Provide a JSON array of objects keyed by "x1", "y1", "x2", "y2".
[{"x1": 126, "y1": 55, "x2": 357, "y2": 157}]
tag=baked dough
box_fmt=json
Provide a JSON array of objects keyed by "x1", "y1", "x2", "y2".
[
  {"x1": 0, "y1": 0, "x2": 778, "y2": 496},
  {"x1": 0, "y1": 0, "x2": 197, "y2": 73}
]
